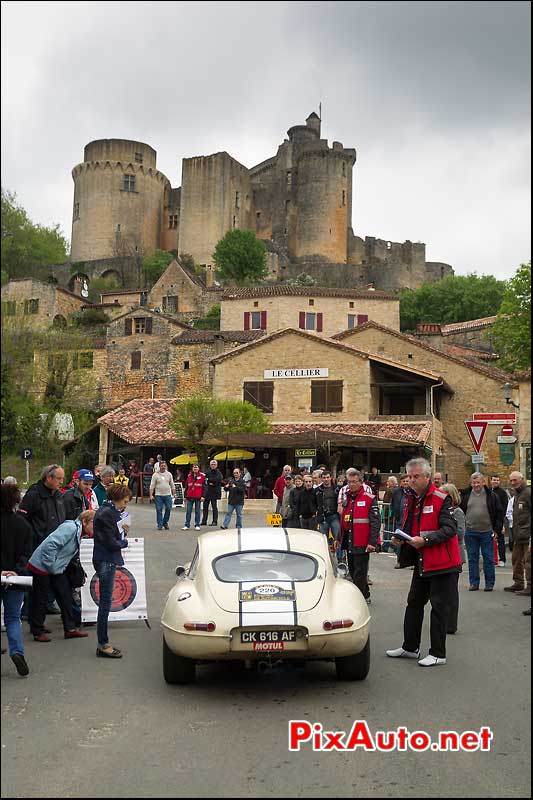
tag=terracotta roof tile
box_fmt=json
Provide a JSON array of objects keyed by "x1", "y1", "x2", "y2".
[
  {"x1": 222, "y1": 285, "x2": 395, "y2": 300},
  {"x1": 440, "y1": 316, "x2": 498, "y2": 334},
  {"x1": 443, "y1": 344, "x2": 499, "y2": 361},
  {"x1": 98, "y1": 399, "x2": 179, "y2": 445}
]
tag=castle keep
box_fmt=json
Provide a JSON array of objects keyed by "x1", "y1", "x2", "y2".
[{"x1": 69, "y1": 113, "x2": 453, "y2": 292}]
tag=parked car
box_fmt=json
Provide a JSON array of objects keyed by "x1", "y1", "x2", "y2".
[{"x1": 161, "y1": 527, "x2": 371, "y2": 683}]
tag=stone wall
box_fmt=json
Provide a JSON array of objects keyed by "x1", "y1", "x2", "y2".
[
  {"x1": 33, "y1": 346, "x2": 108, "y2": 409},
  {"x1": 212, "y1": 331, "x2": 372, "y2": 422},
  {"x1": 1, "y1": 279, "x2": 87, "y2": 330},
  {"x1": 148, "y1": 260, "x2": 212, "y2": 316}
]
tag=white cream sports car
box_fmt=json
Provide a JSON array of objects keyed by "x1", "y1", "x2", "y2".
[{"x1": 161, "y1": 527, "x2": 371, "y2": 684}]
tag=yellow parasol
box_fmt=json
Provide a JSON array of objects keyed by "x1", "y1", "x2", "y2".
[
  {"x1": 213, "y1": 449, "x2": 255, "y2": 461},
  {"x1": 170, "y1": 453, "x2": 198, "y2": 465}
]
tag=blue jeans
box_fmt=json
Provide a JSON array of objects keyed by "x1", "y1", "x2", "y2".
[
  {"x1": 319, "y1": 513, "x2": 341, "y2": 540},
  {"x1": 223, "y1": 504, "x2": 243, "y2": 528},
  {"x1": 155, "y1": 494, "x2": 173, "y2": 528},
  {"x1": 1, "y1": 588, "x2": 25, "y2": 656},
  {"x1": 94, "y1": 562, "x2": 116, "y2": 647},
  {"x1": 465, "y1": 529, "x2": 495, "y2": 588},
  {"x1": 185, "y1": 499, "x2": 202, "y2": 527}
]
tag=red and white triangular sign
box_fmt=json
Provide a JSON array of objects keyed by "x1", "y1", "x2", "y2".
[{"x1": 465, "y1": 420, "x2": 488, "y2": 454}]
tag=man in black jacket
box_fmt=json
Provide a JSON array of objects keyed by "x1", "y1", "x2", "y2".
[
  {"x1": 294, "y1": 475, "x2": 319, "y2": 530},
  {"x1": 18, "y1": 465, "x2": 66, "y2": 550},
  {"x1": 315, "y1": 471, "x2": 340, "y2": 542},
  {"x1": 490, "y1": 475, "x2": 510, "y2": 567},
  {"x1": 63, "y1": 469, "x2": 95, "y2": 520},
  {"x1": 221, "y1": 468, "x2": 247, "y2": 529},
  {"x1": 201, "y1": 459, "x2": 223, "y2": 526},
  {"x1": 460, "y1": 472, "x2": 504, "y2": 592}
]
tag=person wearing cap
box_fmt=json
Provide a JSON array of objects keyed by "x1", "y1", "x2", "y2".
[
  {"x1": 280, "y1": 474, "x2": 295, "y2": 526},
  {"x1": 63, "y1": 469, "x2": 95, "y2": 521}
]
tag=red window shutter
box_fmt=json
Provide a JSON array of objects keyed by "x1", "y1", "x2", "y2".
[
  {"x1": 260, "y1": 310, "x2": 267, "y2": 330},
  {"x1": 357, "y1": 314, "x2": 369, "y2": 326},
  {"x1": 125, "y1": 318, "x2": 132, "y2": 335},
  {"x1": 299, "y1": 311, "x2": 306, "y2": 329},
  {"x1": 316, "y1": 313, "x2": 323, "y2": 332},
  {"x1": 244, "y1": 311, "x2": 250, "y2": 330},
  {"x1": 145, "y1": 317, "x2": 153, "y2": 334}
]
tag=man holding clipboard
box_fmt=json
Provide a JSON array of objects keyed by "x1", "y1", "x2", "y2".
[{"x1": 386, "y1": 458, "x2": 460, "y2": 667}]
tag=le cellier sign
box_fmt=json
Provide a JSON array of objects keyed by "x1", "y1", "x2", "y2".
[{"x1": 264, "y1": 368, "x2": 329, "y2": 379}]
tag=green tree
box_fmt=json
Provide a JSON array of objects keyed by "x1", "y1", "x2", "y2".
[
  {"x1": 491, "y1": 262, "x2": 531, "y2": 372},
  {"x1": 1, "y1": 361, "x2": 17, "y2": 449},
  {"x1": 141, "y1": 249, "x2": 174, "y2": 288},
  {"x1": 169, "y1": 395, "x2": 270, "y2": 468},
  {"x1": 86, "y1": 275, "x2": 120, "y2": 303},
  {"x1": 193, "y1": 303, "x2": 221, "y2": 330},
  {"x1": 399, "y1": 273, "x2": 506, "y2": 331},
  {"x1": 213, "y1": 229, "x2": 268, "y2": 285},
  {"x1": 1, "y1": 188, "x2": 69, "y2": 281}
]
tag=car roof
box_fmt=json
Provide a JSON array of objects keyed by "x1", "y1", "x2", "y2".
[{"x1": 197, "y1": 528, "x2": 328, "y2": 559}]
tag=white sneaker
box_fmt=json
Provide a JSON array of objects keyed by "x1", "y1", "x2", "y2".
[
  {"x1": 498, "y1": 561, "x2": 506, "y2": 567},
  {"x1": 181, "y1": 526, "x2": 189, "y2": 530},
  {"x1": 386, "y1": 647, "x2": 420, "y2": 659},
  {"x1": 418, "y1": 654, "x2": 447, "y2": 667},
  {"x1": 194, "y1": 526, "x2": 201, "y2": 531}
]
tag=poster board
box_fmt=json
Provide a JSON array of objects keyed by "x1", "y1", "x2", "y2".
[{"x1": 80, "y1": 538, "x2": 148, "y2": 623}]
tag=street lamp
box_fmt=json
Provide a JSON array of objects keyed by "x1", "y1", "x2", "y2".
[{"x1": 501, "y1": 382, "x2": 520, "y2": 409}]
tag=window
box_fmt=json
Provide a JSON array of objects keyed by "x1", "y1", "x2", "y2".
[
  {"x1": 256, "y1": 211, "x2": 261, "y2": 219},
  {"x1": 342, "y1": 190, "x2": 346, "y2": 206},
  {"x1": 140, "y1": 292, "x2": 148, "y2": 307},
  {"x1": 309, "y1": 299, "x2": 314, "y2": 307},
  {"x1": 162, "y1": 296, "x2": 178, "y2": 313},
  {"x1": 134, "y1": 317, "x2": 146, "y2": 334},
  {"x1": 348, "y1": 314, "x2": 356, "y2": 329},
  {"x1": 48, "y1": 353, "x2": 68, "y2": 371},
  {"x1": 232, "y1": 215, "x2": 236, "y2": 228},
  {"x1": 243, "y1": 382, "x2": 274, "y2": 413},
  {"x1": 24, "y1": 299, "x2": 39, "y2": 315},
  {"x1": 134, "y1": 151, "x2": 143, "y2": 164},
  {"x1": 342, "y1": 161, "x2": 346, "y2": 177},
  {"x1": 386, "y1": 241, "x2": 392, "y2": 250},
  {"x1": 72, "y1": 352, "x2": 93, "y2": 369},
  {"x1": 235, "y1": 191, "x2": 240, "y2": 208},
  {"x1": 298, "y1": 311, "x2": 323, "y2": 332},
  {"x1": 244, "y1": 310, "x2": 267, "y2": 330},
  {"x1": 311, "y1": 380, "x2": 343, "y2": 413},
  {"x1": 253, "y1": 301, "x2": 259, "y2": 308},
  {"x1": 73, "y1": 202, "x2": 80, "y2": 220},
  {"x1": 131, "y1": 351, "x2": 141, "y2": 370},
  {"x1": 2, "y1": 300, "x2": 16, "y2": 316},
  {"x1": 213, "y1": 550, "x2": 317, "y2": 583},
  {"x1": 183, "y1": 361, "x2": 190, "y2": 371},
  {"x1": 349, "y1": 301, "x2": 354, "y2": 309},
  {"x1": 357, "y1": 314, "x2": 368, "y2": 326},
  {"x1": 168, "y1": 214, "x2": 178, "y2": 229},
  {"x1": 123, "y1": 174, "x2": 136, "y2": 192},
  {"x1": 125, "y1": 317, "x2": 152, "y2": 335},
  {"x1": 286, "y1": 171, "x2": 292, "y2": 188}
]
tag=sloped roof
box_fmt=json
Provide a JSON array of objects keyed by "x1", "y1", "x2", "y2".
[
  {"x1": 440, "y1": 316, "x2": 498, "y2": 334},
  {"x1": 221, "y1": 285, "x2": 395, "y2": 301},
  {"x1": 97, "y1": 399, "x2": 179, "y2": 444},
  {"x1": 106, "y1": 305, "x2": 189, "y2": 328},
  {"x1": 333, "y1": 321, "x2": 512, "y2": 382},
  {"x1": 443, "y1": 343, "x2": 499, "y2": 362}
]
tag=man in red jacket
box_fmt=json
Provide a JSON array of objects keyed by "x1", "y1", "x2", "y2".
[
  {"x1": 386, "y1": 457, "x2": 460, "y2": 667},
  {"x1": 340, "y1": 470, "x2": 381, "y2": 602},
  {"x1": 273, "y1": 465, "x2": 292, "y2": 514}
]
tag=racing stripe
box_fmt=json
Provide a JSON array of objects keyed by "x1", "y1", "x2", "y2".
[
  {"x1": 284, "y1": 529, "x2": 297, "y2": 625},
  {"x1": 239, "y1": 528, "x2": 289, "y2": 552},
  {"x1": 240, "y1": 580, "x2": 295, "y2": 626}
]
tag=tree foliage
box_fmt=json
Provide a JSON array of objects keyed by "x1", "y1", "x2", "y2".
[
  {"x1": 399, "y1": 273, "x2": 506, "y2": 331},
  {"x1": 192, "y1": 304, "x2": 221, "y2": 330},
  {"x1": 213, "y1": 229, "x2": 268, "y2": 285},
  {"x1": 169, "y1": 395, "x2": 270, "y2": 468},
  {"x1": 1, "y1": 188, "x2": 69, "y2": 281},
  {"x1": 491, "y1": 262, "x2": 531, "y2": 372},
  {"x1": 86, "y1": 275, "x2": 120, "y2": 303},
  {"x1": 141, "y1": 249, "x2": 174, "y2": 288},
  {"x1": 1, "y1": 361, "x2": 17, "y2": 450}
]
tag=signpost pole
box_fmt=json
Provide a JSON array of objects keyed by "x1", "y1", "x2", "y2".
[{"x1": 26, "y1": 460, "x2": 29, "y2": 485}]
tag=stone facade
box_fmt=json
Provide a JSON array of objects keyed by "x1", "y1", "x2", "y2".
[
  {"x1": 1, "y1": 279, "x2": 88, "y2": 330},
  {"x1": 334, "y1": 322, "x2": 522, "y2": 486},
  {"x1": 220, "y1": 286, "x2": 400, "y2": 336},
  {"x1": 99, "y1": 290, "x2": 145, "y2": 307},
  {"x1": 33, "y1": 344, "x2": 108, "y2": 409},
  {"x1": 147, "y1": 259, "x2": 221, "y2": 318}
]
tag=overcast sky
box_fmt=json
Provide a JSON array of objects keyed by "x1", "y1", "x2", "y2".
[{"x1": 1, "y1": 0, "x2": 530, "y2": 279}]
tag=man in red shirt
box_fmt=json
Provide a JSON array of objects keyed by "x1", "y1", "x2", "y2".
[{"x1": 273, "y1": 465, "x2": 293, "y2": 514}]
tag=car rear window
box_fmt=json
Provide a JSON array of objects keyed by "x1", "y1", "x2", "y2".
[{"x1": 213, "y1": 550, "x2": 318, "y2": 583}]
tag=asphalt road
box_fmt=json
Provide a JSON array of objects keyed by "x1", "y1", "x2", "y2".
[{"x1": 1, "y1": 502, "x2": 530, "y2": 798}]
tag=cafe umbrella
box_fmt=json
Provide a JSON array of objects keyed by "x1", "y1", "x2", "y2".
[{"x1": 213, "y1": 449, "x2": 255, "y2": 461}]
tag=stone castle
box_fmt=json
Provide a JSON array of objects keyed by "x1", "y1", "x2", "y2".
[{"x1": 68, "y1": 112, "x2": 453, "y2": 293}]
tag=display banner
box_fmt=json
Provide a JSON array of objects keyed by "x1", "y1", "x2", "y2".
[{"x1": 80, "y1": 538, "x2": 148, "y2": 623}]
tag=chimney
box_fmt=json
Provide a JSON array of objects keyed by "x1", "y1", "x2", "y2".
[
  {"x1": 213, "y1": 334, "x2": 225, "y2": 356},
  {"x1": 205, "y1": 264, "x2": 214, "y2": 288}
]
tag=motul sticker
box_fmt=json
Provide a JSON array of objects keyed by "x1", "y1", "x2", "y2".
[{"x1": 253, "y1": 641, "x2": 284, "y2": 651}]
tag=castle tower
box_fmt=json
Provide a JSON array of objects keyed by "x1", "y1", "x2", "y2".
[
  {"x1": 70, "y1": 139, "x2": 171, "y2": 262},
  {"x1": 295, "y1": 141, "x2": 356, "y2": 263}
]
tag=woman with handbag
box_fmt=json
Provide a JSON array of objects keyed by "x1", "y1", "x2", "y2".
[
  {"x1": 1, "y1": 483, "x2": 33, "y2": 676},
  {"x1": 28, "y1": 510, "x2": 95, "y2": 642}
]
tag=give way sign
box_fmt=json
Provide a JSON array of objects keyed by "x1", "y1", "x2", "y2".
[{"x1": 465, "y1": 420, "x2": 488, "y2": 454}]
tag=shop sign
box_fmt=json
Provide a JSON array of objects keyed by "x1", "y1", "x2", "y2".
[
  {"x1": 264, "y1": 368, "x2": 329, "y2": 379},
  {"x1": 295, "y1": 449, "x2": 316, "y2": 457},
  {"x1": 499, "y1": 443, "x2": 516, "y2": 466}
]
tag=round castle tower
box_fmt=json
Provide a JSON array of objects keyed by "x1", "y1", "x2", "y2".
[{"x1": 70, "y1": 139, "x2": 171, "y2": 263}]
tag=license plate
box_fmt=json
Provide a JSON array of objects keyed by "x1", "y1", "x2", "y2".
[{"x1": 240, "y1": 629, "x2": 297, "y2": 644}]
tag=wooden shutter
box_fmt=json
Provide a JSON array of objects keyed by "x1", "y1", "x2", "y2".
[
  {"x1": 316, "y1": 313, "x2": 323, "y2": 332},
  {"x1": 145, "y1": 316, "x2": 153, "y2": 334},
  {"x1": 125, "y1": 318, "x2": 132, "y2": 335},
  {"x1": 259, "y1": 382, "x2": 274, "y2": 413},
  {"x1": 327, "y1": 381, "x2": 343, "y2": 412},
  {"x1": 311, "y1": 381, "x2": 326, "y2": 412},
  {"x1": 357, "y1": 314, "x2": 369, "y2": 326},
  {"x1": 244, "y1": 311, "x2": 250, "y2": 330},
  {"x1": 299, "y1": 311, "x2": 306, "y2": 329},
  {"x1": 260, "y1": 310, "x2": 267, "y2": 330},
  {"x1": 131, "y1": 351, "x2": 141, "y2": 370}
]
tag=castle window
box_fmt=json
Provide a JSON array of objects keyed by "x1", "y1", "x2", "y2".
[
  {"x1": 311, "y1": 380, "x2": 343, "y2": 413},
  {"x1": 116, "y1": 224, "x2": 121, "y2": 232},
  {"x1": 232, "y1": 216, "x2": 236, "y2": 228},
  {"x1": 73, "y1": 202, "x2": 80, "y2": 220},
  {"x1": 131, "y1": 351, "x2": 141, "y2": 370},
  {"x1": 286, "y1": 171, "x2": 292, "y2": 188},
  {"x1": 2, "y1": 301, "x2": 16, "y2": 316},
  {"x1": 243, "y1": 382, "x2": 274, "y2": 414},
  {"x1": 348, "y1": 314, "x2": 356, "y2": 329},
  {"x1": 256, "y1": 211, "x2": 261, "y2": 219},
  {"x1": 342, "y1": 190, "x2": 346, "y2": 206},
  {"x1": 24, "y1": 299, "x2": 39, "y2": 315},
  {"x1": 168, "y1": 214, "x2": 178, "y2": 229},
  {"x1": 183, "y1": 361, "x2": 190, "y2": 371},
  {"x1": 134, "y1": 152, "x2": 143, "y2": 164},
  {"x1": 235, "y1": 191, "x2": 240, "y2": 209},
  {"x1": 123, "y1": 174, "x2": 136, "y2": 192},
  {"x1": 342, "y1": 161, "x2": 346, "y2": 177}
]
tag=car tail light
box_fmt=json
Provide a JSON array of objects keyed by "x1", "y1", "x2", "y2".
[
  {"x1": 323, "y1": 619, "x2": 354, "y2": 631},
  {"x1": 184, "y1": 622, "x2": 216, "y2": 632}
]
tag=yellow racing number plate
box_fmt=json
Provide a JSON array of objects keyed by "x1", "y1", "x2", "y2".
[{"x1": 266, "y1": 513, "x2": 283, "y2": 527}]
